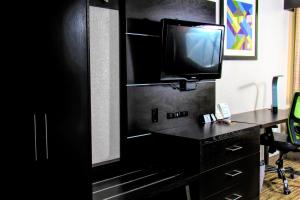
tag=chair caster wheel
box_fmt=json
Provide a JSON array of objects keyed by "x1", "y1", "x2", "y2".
[{"x1": 284, "y1": 188, "x2": 291, "y2": 195}]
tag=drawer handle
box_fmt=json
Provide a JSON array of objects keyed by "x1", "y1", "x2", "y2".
[
  {"x1": 225, "y1": 145, "x2": 243, "y2": 152},
  {"x1": 225, "y1": 193, "x2": 243, "y2": 200},
  {"x1": 225, "y1": 170, "x2": 243, "y2": 177}
]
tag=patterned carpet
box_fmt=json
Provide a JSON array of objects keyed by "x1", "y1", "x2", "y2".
[{"x1": 260, "y1": 157, "x2": 300, "y2": 200}]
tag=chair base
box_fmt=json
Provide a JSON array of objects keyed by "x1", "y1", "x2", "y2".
[
  {"x1": 265, "y1": 165, "x2": 293, "y2": 195},
  {"x1": 265, "y1": 165, "x2": 295, "y2": 179},
  {"x1": 264, "y1": 153, "x2": 296, "y2": 195}
]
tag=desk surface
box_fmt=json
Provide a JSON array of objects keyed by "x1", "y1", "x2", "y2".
[
  {"x1": 151, "y1": 122, "x2": 259, "y2": 142},
  {"x1": 231, "y1": 109, "x2": 289, "y2": 128}
]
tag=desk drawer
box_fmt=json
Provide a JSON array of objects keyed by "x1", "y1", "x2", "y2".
[
  {"x1": 190, "y1": 153, "x2": 259, "y2": 199},
  {"x1": 199, "y1": 127, "x2": 260, "y2": 172},
  {"x1": 205, "y1": 179, "x2": 259, "y2": 200}
]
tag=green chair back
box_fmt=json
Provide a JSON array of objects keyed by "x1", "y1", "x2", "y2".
[
  {"x1": 294, "y1": 96, "x2": 300, "y2": 119},
  {"x1": 288, "y1": 92, "x2": 300, "y2": 146}
]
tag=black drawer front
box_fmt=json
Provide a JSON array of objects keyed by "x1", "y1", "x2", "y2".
[
  {"x1": 199, "y1": 128, "x2": 260, "y2": 172},
  {"x1": 190, "y1": 154, "x2": 259, "y2": 199},
  {"x1": 204, "y1": 178, "x2": 259, "y2": 200}
]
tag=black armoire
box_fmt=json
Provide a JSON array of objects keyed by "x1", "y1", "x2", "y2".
[
  {"x1": 9, "y1": 1, "x2": 92, "y2": 199},
  {"x1": 8, "y1": 0, "x2": 124, "y2": 199}
]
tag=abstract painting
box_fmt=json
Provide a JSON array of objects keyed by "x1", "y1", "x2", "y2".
[{"x1": 221, "y1": 0, "x2": 257, "y2": 60}]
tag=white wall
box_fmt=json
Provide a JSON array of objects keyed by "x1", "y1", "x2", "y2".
[{"x1": 216, "y1": 0, "x2": 290, "y2": 114}]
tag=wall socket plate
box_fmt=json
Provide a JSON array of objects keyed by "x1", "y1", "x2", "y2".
[
  {"x1": 167, "y1": 111, "x2": 189, "y2": 119},
  {"x1": 152, "y1": 108, "x2": 158, "y2": 123}
]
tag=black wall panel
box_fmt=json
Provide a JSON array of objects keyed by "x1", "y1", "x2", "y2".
[
  {"x1": 126, "y1": 0, "x2": 216, "y2": 23},
  {"x1": 126, "y1": 33, "x2": 161, "y2": 84},
  {"x1": 127, "y1": 81, "x2": 215, "y2": 135}
]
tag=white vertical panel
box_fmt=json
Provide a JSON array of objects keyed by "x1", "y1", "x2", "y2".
[
  {"x1": 89, "y1": 6, "x2": 120, "y2": 164},
  {"x1": 215, "y1": 0, "x2": 220, "y2": 24}
]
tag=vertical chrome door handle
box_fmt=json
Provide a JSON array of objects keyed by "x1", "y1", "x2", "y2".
[
  {"x1": 45, "y1": 113, "x2": 49, "y2": 160},
  {"x1": 185, "y1": 185, "x2": 191, "y2": 200},
  {"x1": 34, "y1": 114, "x2": 38, "y2": 161}
]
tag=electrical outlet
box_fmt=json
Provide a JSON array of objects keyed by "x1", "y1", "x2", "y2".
[
  {"x1": 167, "y1": 111, "x2": 189, "y2": 119},
  {"x1": 152, "y1": 108, "x2": 158, "y2": 123}
]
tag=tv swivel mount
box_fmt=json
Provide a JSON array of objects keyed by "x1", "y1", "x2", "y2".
[
  {"x1": 179, "y1": 79, "x2": 197, "y2": 91},
  {"x1": 161, "y1": 76, "x2": 198, "y2": 91}
]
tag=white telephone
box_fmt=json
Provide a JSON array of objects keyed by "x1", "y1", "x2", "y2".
[{"x1": 216, "y1": 103, "x2": 231, "y2": 119}]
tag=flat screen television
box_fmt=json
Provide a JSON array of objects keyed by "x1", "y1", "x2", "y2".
[
  {"x1": 284, "y1": 0, "x2": 300, "y2": 10},
  {"x1": 161, "y1": 19, "x2": 225, "y2": 81}
]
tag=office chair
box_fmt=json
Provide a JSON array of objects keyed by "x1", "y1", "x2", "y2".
[{"x1": 261, "y1": 92, "x2": 300, "y2": 195}]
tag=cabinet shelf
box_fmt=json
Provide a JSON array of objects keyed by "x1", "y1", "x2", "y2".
[{"x1": 126, "y1": 32, "x2": 160, "y2": 38}]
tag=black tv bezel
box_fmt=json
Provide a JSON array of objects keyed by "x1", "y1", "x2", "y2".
[{"x1": 161, "y1": 18, "x2": 225, "y2": 81}]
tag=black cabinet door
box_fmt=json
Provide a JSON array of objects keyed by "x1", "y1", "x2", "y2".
[
  {"x1": 42, "y1": 0, "x2": 92, "y2": 199},
  {"x1": 7, "y1": 1, "x2": 49, "y2": 199},
  {"x1": 7, "y1": 1, "x2": 92, "y2": 199}
]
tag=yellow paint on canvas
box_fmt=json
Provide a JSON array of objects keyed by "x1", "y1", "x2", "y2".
[
  {"x1": 227, "y1": 7, "x2": 241, "y2": 33},
  {"x1": 238, "y1": 16, "x2": 244, "y2": 24},
  {"x1": 233, "y1": 36, "x2": 246, "y2": 50},
  {"x1": 243, "y1": 10, "x2": 247, "y2": 17},
  {"x1": 247, "y1": 36, "x2": 253, "y2": 49}
]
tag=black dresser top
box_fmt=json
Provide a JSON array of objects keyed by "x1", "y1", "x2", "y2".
[{"x1": 150, "y1": 121, "x2": 259, "y2": 143}]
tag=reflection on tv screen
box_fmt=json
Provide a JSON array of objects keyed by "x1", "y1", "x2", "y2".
[{"x1": 164, "y1": 24, "x2": 223, "y2": 75}]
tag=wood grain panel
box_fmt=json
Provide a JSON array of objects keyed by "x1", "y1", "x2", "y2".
[
  {"x1": 127, "y1": 81, "x2": 215, "y2": 135},
  {"x1": 126, "y1": 0, "x2": 215, "y2": 23}
]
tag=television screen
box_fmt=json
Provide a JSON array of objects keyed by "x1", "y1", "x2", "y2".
[{"x1": 161, "y1": 19, "x2": 225, "y2": 80}]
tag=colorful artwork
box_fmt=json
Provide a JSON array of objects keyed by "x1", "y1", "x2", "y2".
[
  {"x1": 222, "y1": 0, "x2": 257, "y2": 60},
  {"x1": 226, "y1": 0, "x2": 253, "y2": 50}
]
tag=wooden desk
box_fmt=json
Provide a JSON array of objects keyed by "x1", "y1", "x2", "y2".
[
  {"x1": 231, "y1": 109, "x2": 289, "y2": 128},
  {"x1": 231, "y1": 109, "x2": 289, "y2": 164}
]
